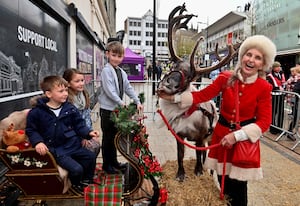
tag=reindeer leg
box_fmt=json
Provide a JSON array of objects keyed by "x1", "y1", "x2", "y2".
[
  {"x1": 194, "y1": 141, "x2": 204, "y2": 176},
  {"x1": 176, "y1": 139, "x2": 185, "y2": 182}
]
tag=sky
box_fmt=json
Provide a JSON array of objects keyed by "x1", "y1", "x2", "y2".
[{"x1": 115, "y1": 0, "x2": 251, "y2": 31}]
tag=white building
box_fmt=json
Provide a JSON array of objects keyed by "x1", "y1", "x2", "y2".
[{"x1": 123, "y1": 10, "x2": 169, "y2": 64}]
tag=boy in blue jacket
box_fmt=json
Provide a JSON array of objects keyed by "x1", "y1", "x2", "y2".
[{"x1": 26, "y1": 76, "x2": 99, "y2": 192}]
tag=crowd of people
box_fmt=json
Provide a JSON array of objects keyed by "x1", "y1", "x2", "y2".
[{"x1": 265, "y1": 61, "x2": 300, "y2": 141}]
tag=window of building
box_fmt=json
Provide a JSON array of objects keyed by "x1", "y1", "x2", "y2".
[
  {"x1": 146, "y1": 22, "x2": 153, "y2": 28},
  {"x1": 146, "y1": 41, "x2": 153, "y2": 46},
  {"x1": 146, "y1": 31, "x2": 153, "y2": 37}
]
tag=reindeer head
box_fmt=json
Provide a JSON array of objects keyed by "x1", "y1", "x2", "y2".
[{"x1": 158, "y1": 4, "x2": 240, "y2": 95}]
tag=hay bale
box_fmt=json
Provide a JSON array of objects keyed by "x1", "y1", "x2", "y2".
[{"x1": 160, "y1": 159, "x2": 228, "y2": 206}]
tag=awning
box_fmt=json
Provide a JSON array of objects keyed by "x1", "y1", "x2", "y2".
[{"x1": 277, "y1": 48, "x2": 300, "y2": 56}]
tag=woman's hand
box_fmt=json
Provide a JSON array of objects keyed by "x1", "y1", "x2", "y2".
[{"x1": 220, "y1": 132, "x2": 237, "y2": 148}]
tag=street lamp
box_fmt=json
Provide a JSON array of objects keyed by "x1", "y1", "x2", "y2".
[
  {"x1": 197, "y1": 19, "x2": 209, "y2": 66},
  {"x1": 152, "y1": 0, "x2": 156, "y2": 95}
]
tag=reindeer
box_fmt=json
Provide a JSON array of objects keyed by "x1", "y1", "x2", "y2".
[{"x1": 157, "y1": 3, "x2": 239, "y2": 182}]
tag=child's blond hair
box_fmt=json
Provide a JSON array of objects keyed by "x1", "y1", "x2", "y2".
[{"x1": 106, "y1": 41, "x2": 124, "y2": 56}]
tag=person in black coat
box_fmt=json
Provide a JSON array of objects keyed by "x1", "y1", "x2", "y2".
[
  {"x1": 266, "y1": 61, "x2": 286, "y2": 134},
  {"x1": 287, "y1": 66, "x2": 300, "y2": 141}
]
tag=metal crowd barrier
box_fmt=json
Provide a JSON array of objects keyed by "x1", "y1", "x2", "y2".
[{"x1": 270, "y1": 90, "x2": 300, "y2": 150}]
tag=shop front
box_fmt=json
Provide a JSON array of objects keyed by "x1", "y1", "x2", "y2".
[{"x1": 0, "y1": 0, "x2": 70, "y2": 119}]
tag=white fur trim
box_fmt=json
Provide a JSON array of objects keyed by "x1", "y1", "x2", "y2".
[
  {"x1": 205, "y1": 157, "x2": 263, "y2": 181},
  {"x1": 174, "y1": 94, "x2": 181, "y2": 103},
  {"x1": 236, "y1": 69, "x2": 258, "y2": 83},
  {"x1": 236, "y1": 35, "x2": 277, "y2": 73},
  {"x1": 178, "y1": 91, "x2": 193, "y2": 109},
  {"x1": 57, "y1": 165, "x2": 71, "y2": 193},
  {"x1": 204, "y1": 157, "x2": 232, "y2": 176},
  {"x1": 242, "y1": 123, "x2": 262, "y2": 142},
  {"x1": 229, "y1": 165, "x2": 263, "y2": 181}
]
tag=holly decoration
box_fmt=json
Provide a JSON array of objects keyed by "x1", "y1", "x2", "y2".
[{"x1": 111, "y1": 93, "x2": 163, "y2": 178}]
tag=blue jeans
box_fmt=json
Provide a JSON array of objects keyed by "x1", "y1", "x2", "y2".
[{"x1": 55, "y1": 147, "x2": 96, "y2": 186}]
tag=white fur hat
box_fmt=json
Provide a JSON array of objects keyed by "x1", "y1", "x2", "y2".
[{"x1": 236, "y1": 35, "x2": 277, "y2": 72}]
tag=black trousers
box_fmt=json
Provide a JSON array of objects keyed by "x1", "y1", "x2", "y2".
[
  {"x1": 289, "y1": 98, "x2": 299, "y2": 131},
  {"x1": 270, "y1": 94, "x2": 284, "y2": 133},
  {"x1": 218, "y1": 175, "x2": 248, "y2": 206},
  {"x1": 100, "y1": 108, "x2": 119, "y2": 169}
]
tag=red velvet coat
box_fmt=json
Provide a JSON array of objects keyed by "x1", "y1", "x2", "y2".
[{"x1": 190, "y1": 71, "x2": 272, "y2": 180}]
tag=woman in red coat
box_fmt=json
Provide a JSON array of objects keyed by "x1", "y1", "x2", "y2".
[{"x1": 158, "y1": 35, "x2": 276, "y2": 206}]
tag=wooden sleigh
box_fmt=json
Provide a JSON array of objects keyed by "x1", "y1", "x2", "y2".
[
  {"x1": 0, "y1": 148, "x2": 82, "y2": 200},
  {"x1": 0, "y1": 109, "x2": 83, "y2": 203}
]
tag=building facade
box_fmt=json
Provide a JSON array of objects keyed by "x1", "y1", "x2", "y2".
[
  {"x1": 254, "y1": 0, "x2": 300, "y2": 77},
  {"x1": 124, "y1": 10, "x2": 169, "y2": 65},
  {"x1": 0, "y1": 0, "x2": 116, "y2": 119},
  {"x1": 194, "y1": 11, "x2": 251, "y2": 67}
]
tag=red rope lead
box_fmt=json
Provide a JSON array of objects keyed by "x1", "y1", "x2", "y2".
[
  {"x1": 220, "y1": 150, "x2": 227, "y2": 200},
  {"x1": 157, "y1": 109, "x2": 221, "y2": 150},
  {"x1": 157, "y1": 109, "x2": 227, "y2": 200}
]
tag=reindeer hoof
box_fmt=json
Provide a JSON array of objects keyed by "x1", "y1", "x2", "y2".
[
  {"x1": 176, "y1": 174, "x2": 185, "y2": 182},
  {"x1": 194, "y1": 169, "x2": 204, "y2": 176}
]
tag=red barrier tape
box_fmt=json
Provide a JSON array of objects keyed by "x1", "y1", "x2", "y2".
[{"x1": 157, "y1": 109, "x2": 227, "y2": 200}]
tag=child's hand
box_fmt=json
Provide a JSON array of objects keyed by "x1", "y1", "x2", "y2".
[
  {"x1": 89, "y1": 130, "x2": 99, "y2": 138},
  {"x1": 137, "y1": 103, "x2": 143, "y2": 112},
  {"x1": 35, "y1": 142, "x2": 49, "y2": 156}
]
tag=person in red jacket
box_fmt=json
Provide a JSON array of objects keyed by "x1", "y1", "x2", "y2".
[{"x1": 158, "y1": 35, "x2": 276, "y2": 206}]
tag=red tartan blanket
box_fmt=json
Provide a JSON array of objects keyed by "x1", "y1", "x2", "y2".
[{"x1": 84, "y1": 163, "x2": 123, "y2": 206}]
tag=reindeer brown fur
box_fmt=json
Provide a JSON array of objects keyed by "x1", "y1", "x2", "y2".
[{"x1": 157, "y1": 4, "x2": 239, "y2": 182}]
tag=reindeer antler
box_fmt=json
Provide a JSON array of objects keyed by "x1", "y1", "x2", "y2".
[
  {"x1": 190, "y1": 38, "x2": 241, "y2": 81},
  {"x1": 168, "y1": 4, "x2": 197, "y2": 62},
  {"x1": 167, "y1": 4, "x2": 241, "y2": 83}
]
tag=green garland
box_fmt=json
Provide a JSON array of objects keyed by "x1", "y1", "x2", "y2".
[
  {"x1": 111, "y1": 93, "x2": 162, "y2": 178},
  {"x1": 111, "y1": 93, "x2": 145, "y2": 136}
]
